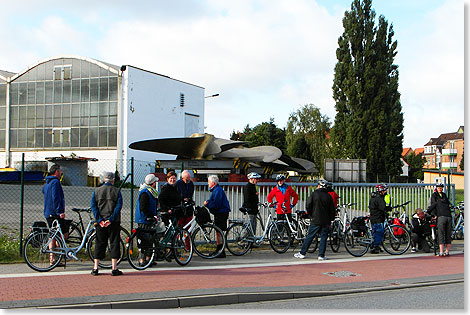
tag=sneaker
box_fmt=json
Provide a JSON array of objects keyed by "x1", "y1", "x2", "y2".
[
  {"x1": 91, "y1": 269, "x2": 99, "y2": 276},
  {"x1": 111, "y1": 269, "x2": 123, "y2": 276},
  {"x1": 318, "y1": 256, "x2": 327, "y2": 261},
  {"x1": 411, "y1": 247, "x2": 417, "y2": 253},
  {"x1": 294, "y1": 252, "x2": 305, "y2": 259}
]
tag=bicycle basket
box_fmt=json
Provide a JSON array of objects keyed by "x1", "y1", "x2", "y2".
[
  {"x1": 351, "y1": 216, "x2": 367, "y2": 236},
  {"x1": 194, "y1": 206, "x2": 211, "y2": 225}
]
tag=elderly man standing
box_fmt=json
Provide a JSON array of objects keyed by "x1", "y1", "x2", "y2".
[
  {"x1": 90, "y1": 172, "x2": 123, "y2": 276},
  {"x1": 175, "y1": 170, "x2": 195, "y2": 228},
  {"x1": 204, "y1": 175, "x2": 230, "y2": 258}
]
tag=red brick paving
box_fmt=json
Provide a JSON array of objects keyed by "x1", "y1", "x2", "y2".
[{"x1": 0, "y1": 254, "x2": 463, "y2": 302}]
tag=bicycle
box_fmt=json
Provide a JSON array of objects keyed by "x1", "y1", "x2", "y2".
[
  {"x1": 183, "y1": 203, "x2": 226, "y2": 259},
  {"x1": 425, "y1": 215, "x2": 439, "y2": 256},
  {"x1": 268, "y1": 202, "x2": 318, "y2": 254},
  {"x1": 23, "y1": 215, "x2": 98, "y2": 272},
  {"x1": 343, "y1": 213, "x2": 411, "y2": 257},
  {"x1": 126, "y1": 209, "x2": 193, "y2": 270},
  {"x1": 67, "y1": 207, "x2": 129, "y2": 268},
  {"x1": 328, "y1": 202, "x2": 356, "y2": 253},
  {"x1": 225, "y1": 202, "x2": 278, "y2": 256},
  {"x1": 451, "y1": 202, "x2": 464, "y2": 240},
  {"x1": 389, "y1": 200, "x2": 412, "y2": 232}
]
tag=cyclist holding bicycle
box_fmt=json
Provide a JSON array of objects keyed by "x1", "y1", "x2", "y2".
[
  {"x1": 369, "y1": 184, "x2": 391, "y2": 254},
  {"x1": 267, "y1": 174, "x2": 298, "y2": 221},
  {"x1": 427, "y1": 183, "x2": 452, "y2": 256},
  {"x1": 242, "y1": 172, "x2": 262, "y2": 236},
  {"x1": 158, "y1": 171, "x2": 183, "y2": 225},
  {"x1": 135, "y1": 174, "x2": 159, "y2": 226}
]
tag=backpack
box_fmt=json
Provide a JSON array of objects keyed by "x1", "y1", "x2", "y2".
[{"x1": 194, "y1": 206, "x2": 211, "y2": 226}]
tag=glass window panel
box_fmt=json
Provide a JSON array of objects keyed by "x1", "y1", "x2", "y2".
[
  {"x1": 90, "y1": 78, "x2": 99, "y2": 101},
  {"x1": 18, "y1": 129, "x2": 27, "y2": 148},
  {"x1": 89, "y1": 127, "x2": 98, "y2": 147},
  {"x1": 0, "y1": 106, "x2": 5, "y2": 129},
  {"x1": 109, "y1": 101, "x2": 117, "y2": 116},
  {"x1": 100, "y1": 67, "x2": 109, "y2": 77},
  {"x1": 90, "y1": 64, "x2": 100, "y2": 78},
  {"x1": 80, "y1": 128, "x2": 88, "y2": 147},
  {"x1": 10, "y1": 129, "x2": 17, "y2": 148},
  {"x1": 109, "y1": 77, "x2": 118, "y2": 101},
  {"x1": 54, "y1": 59, "x2": 63, "y2": 66},
  {"x1": 36, "y1": 63, "x2": 45, "y2": 81},
  {"x1": 80, "y1": 61, "x2": 89, "y2": 78},
  {"x1": 62, "y1": 129, "x2": 70, "y2": 147},
  {"x1": 35, "y1": 129, "x2": 44, "y2": 147},
  {"x1": 27, "y1": 106, "x2": 35, "y2": 128},
  {"x1": 99, "y1": 127, "x2": 107, "y2": 147},
  {"x1": 10, "y1": 106, "x2": 18, "y2": 128},
  {"x1": 62, "y1": 104, "x2": 71, "y2": 127},
  {"x1": 99, "y1": 77, "x2": 108, "y2": 101},
  {"x1": 27, "y1": 129, "x2": 34, "y2": 147},
  {"x1": 54, "y1": 66, "x2": 62, "y2": 80},
  {"x1": 19, "y1": 107, "x2": 26, "y2": 128},
  {"x1": 71, "y1": 79, "x2": 80, "y2": 102},
  {"x1": 44, "y1": 105, "x2": 52, "y2": 127},
  {"x1": 45, "y1": 62, "x2": 54, "y2": 80},
  {"x1": 98, "y1": 115, "x2": 108, "y2": 126},
  {"x1": 109, "y1": 127, "x2": 117, "y2": 147},
  {"x1": 53, "y1": 105, "x2": 62, "y2": 127},
  {"x1": 0, "y1": 130, "x2": 5, "y2": 148},
  {"x1": 10, "y1": 84, "x2": 18, "y2": 105},
  {"x1": 36, "y1": 105, "x2": 44, "y2": 127},
  {"x1": 72, "y1": 60, "x2": 81, "y2": 79},
  {"x1": 18, "y1": 83, "x2": 27, "y2": 105},
  {"x1": 63, "y1": 65, "x2": 72, "y2": 80},
  {"x1": 53, "y1": 129, "x2": 61, "y2": 147},
  {"x1": 53, "y1": 81, "x2": 62, "y2": 103},
  {"x1": 80, "y1": 103, "x2": 89, "y2": 126},
  {"x1": 81, "y1": 79, "x2": 89, "y2": 102},
  {"x1": 45, "y1": 81, "x2": 53, "y2": 104},
  {"x1": 27, "y1": 82, "x2": 35, "y2": 104},
  {"x1": 71, "y1": 103, "x2": 80, "y2": 126},
  {"x1": 99, "y1": 102, "x2": 109, "y2": 116},
  {"x1": 44, "y1": 129, "x2": 52, "y2": 147},
  {"x1": 109, "y1": 116, "x2": 117, "y2": 126},
  {"x1": 28, "y1": 68, "x2": 37, "y2": 81},
  {"x1": 71, "y1": 128, "x2": 79, "y2": 147},
  {"x1": 0, "y1": 84, "x2": 5, "y2": 106},
  {"x1": 63, "y1": 80, "x2": 71, "y2": 103},
  {"x1": 36, "y1": 82, "x2": 45, "y2": 104}
]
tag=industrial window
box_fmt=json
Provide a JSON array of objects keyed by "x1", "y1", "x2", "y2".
[
  {"x1": 52, "y1": 128, "x2": 70, "y2": 147},
  {"x1": 53, "y1": 65, "x2": 72, "y2": 80}
]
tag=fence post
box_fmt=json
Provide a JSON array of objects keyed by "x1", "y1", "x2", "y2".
[
  {"x1": 19, "y1": 153, "x2": 25, "y2": 256},
  {"x1": 130, "y1": 157, "x2": 134, "y2": 231}
]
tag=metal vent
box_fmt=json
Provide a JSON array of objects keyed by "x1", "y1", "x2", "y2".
[{"x1": 180, "y1": 93, "x2": 185, "y2": 107}]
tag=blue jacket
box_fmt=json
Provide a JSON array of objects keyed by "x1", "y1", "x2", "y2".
[
  {"x1": 206, "y1": 184, "x2": 231, "y2": 214},
  {"x1": 42, "y1": 175, "x2": 65, "y2": 218},
  {"x1": 135, "y1": 188, "x2": 158, "y2": 224},
  {"x1": 175, "y1": 179, "x2": 194, "y2": 200}
]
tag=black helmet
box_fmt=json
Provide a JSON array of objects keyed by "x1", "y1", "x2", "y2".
[{"x1": 436, "y1": 183, "x2": 444, "y2": 187}]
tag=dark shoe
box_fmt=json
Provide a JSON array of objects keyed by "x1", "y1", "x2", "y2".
[
  {"x1": 111, "y1": 269, "x2": 123, "y2": 276},
  {"x1": 216, "y1": 251, "x2": 226, "y2": 258},
  {"x1": 91, "y1": 269, "x2": 99, "y2": 276},
  {"x1": 370, "y1": 247, "x2": 380, "y2": 254}
]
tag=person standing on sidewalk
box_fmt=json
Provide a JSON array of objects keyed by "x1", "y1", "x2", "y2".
[
  {"x1": 427, "y1": 183, "x2": 452, "y2": 256},
  {"x1": 242, "y1": 172, "x2": 261, "y2": 235},
  {"x1": 294, "y1": 180, "x2": 336, "y2": 260},
  {"x1": 267, "y1": 174, "x2": 299, "y2": 221},
  {"x1": 204, "y1": 175, "x2": 231, "y2": 258},
  {"x1": 175, "y1": 170, "x2": 195, "y2": 228},
  {"x1": 369, "y1": 184, "x2": 391, "y2": 254},
  {"x1": 90, "y1": 171, "x2": 123, "y2": 276},
  {"x1": 42, "y1": 163, "x2": 66, "y2": 265}
]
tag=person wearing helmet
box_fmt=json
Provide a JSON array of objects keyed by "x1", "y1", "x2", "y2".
[
  {"x1": 368, "y1": 184, "x2": 391, "y2": 254},
  {"x1": 427, "y1": 183, "x2": 452, "y2": 256},
  {"x1": 243, "y1": 172, "x2": 262, "y2": 235},
  {"x1": 267, "y1": 174, "x2": 299, "y2": 221},
  {"x1": 294, "y1": 180, "x2": 336, "y2": 260}
]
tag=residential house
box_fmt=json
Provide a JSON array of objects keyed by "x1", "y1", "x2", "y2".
[{"x1": 423, "y1": 126, "x2": 464, "y2": 172}]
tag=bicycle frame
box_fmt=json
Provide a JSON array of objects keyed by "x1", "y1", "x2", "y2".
[{"x1": 232, "y1": 203, "x2": 277, "y2": 245}]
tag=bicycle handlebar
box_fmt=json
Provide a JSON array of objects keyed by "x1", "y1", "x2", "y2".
[
  {"x1": 391, "y1": 200, "x2": 411, "y2": 209},
  {"x1": 71, "y1": 208, "x2": 92, "y2": 213}
]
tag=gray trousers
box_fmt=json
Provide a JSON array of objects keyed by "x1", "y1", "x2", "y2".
[
  {"x1": 437, "y1": 216, "x2": 452, "y2": 245},
  {"x1": 248, "y1": 214, "x2": 257, "y2": 236}
]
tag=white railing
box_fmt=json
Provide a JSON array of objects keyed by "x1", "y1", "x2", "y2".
[{"x1": 442, "y1": 149, "x2": 458, "y2": 156}]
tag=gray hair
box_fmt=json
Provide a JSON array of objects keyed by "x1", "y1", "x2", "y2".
[
  {"x1": 101, "y1": 171, "x2": 115, "y2": 183},
  {"x1": 208, "y1": 175, "x2": 219, "y2": 185}
]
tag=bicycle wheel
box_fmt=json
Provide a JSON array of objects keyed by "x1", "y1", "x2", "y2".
[
  {"x1": 24, "y1": 232, "x2": 65, "y2": 272},
  {"x1": 343, "y1": 227, "x2": 370, "y2": 257},
  {"x1": 126, "y1": 232, "x2": 156, "y2": 270},
  {"x1": 66, "y1": 222, "x2": 83, "y2": 247},
  {"x1": 225, "y1": 223, "x2": 251, "y2": 256},
  {"x1": 329, "y1": 221, "x2": 342, "y2": 253},
  {"x1": 87, "y1": 232, "x2": 125, "y2": 269},
  {"x1": 269, "y1": 222, "x2": 291, "y2": 254},
  {"x1": 382, "y1": 225, "x2": 411, "y2": 255},
  {"x1": 192, "y1": 223, "x2": 225, "y2": 258},
  {"x1": 172, "y1": 228, "x2": 193, "y2": 266}
]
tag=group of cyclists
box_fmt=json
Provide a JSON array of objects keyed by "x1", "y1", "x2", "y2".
[{"x1": 42, "y1": 162, "x2": 457, "y2": 275}]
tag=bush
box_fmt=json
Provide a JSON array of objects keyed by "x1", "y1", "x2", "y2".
[{"x1": 0, "y1": 235, "x2": 22, "y2": 263}]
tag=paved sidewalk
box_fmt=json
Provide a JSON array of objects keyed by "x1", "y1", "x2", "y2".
[{"x1": 0, "y1": 241, "x2": 464, "y2": 309}]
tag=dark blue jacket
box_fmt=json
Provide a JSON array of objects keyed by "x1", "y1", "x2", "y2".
[
  {"x1": 206, "y1": 184, "x2": 230, "y2": 214},
  {"x1": 42, "y1": 175, "x2": 65, "y2": 218},
  {"x1": 175, "y1": 179, "x2": 194, "y2": 200},
  {"x1": 135, "y1": 188, "x2": 158, "y2": 224}
]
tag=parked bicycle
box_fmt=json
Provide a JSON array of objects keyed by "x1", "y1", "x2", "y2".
[
  {"x1": 425, "y1": 215, "x2": 439, "y2": 256},
  {"x1": 126, "y1": 208, "x2": 193, "y2": 270},
  {"x1": 451, "y1": 201, "x2": 464, "y2": 240},
  {"x1": 24, "y1": 214, "x2": 98, "y2": 272},
  {"x1": 328, "y1": 202, "x2": 356, "y2": 253},
  {"x1": 389, "y1": 200, "x2": 412, "y2": 232},
  {"x1": 343, "y1": 213, "x2": 411, "y2": 257}
]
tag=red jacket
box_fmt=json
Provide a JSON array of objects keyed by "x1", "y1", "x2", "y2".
[
  {"x1": 328, "y1": 190, "x2": 340, "y2": 207},
  {"x1": 267, "y1": 185, "x2": 299, "y2": 214}
]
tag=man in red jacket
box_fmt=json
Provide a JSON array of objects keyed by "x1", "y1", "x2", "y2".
[{"x1": 267, "y1": 174, "x2": 299, "y2": 221}]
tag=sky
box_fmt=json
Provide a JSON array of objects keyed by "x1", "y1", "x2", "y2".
[{"x1": 0, "y1": 0, "x2": 464, "y2": 150}]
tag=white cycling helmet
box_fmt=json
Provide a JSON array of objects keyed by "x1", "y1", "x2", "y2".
[
  {"x1": 276, "y1": 174, "x2": 286, "y2": 181},
  {"x1": 247, "y1": 172, "x2": 261, "y2": 180}
]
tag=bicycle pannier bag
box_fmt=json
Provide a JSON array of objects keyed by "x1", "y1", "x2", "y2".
[
  {"x1": 194, "y1": 206, "x2": 211, "y2": 226},
  {"x1": 392, "y1": 218, "x2": 406, "y2": 236},
  {"x1": 350, "y1": 216, "x2": 367, "y2": 236},
  {"x1": 32, "y1": 221, "x2": 48, "y2": 233}
]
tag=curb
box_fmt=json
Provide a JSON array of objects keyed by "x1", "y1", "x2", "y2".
[{"x1": 35, "y1": 278, "x2": 463, "y2": 309}]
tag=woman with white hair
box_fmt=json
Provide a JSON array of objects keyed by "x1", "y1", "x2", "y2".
[
  {"x1": 204, "y1": 175, "x2": 231, "y2": 258},
  {"x1": 134, "y1": 173, "x2": 159, "y2": 226}
]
